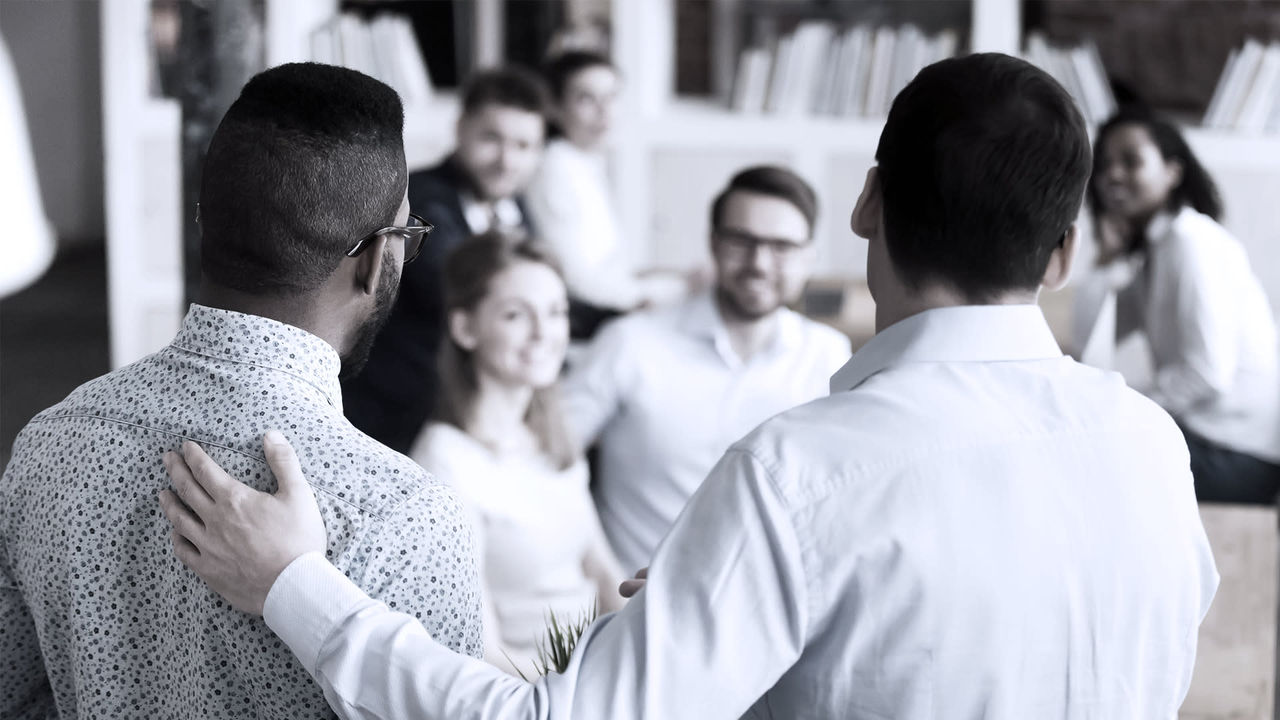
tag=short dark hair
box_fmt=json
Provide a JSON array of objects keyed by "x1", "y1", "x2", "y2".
[
  {"x1": 709, "y1": 165, "x2": 818, "y2": 236},
  {"x1": 460, "y1": 65, "x2": 550, "y2": 119},
  {"x1": 198, "y1": 62, "x2": 407, "y2": 296},
  {"x1": 875, "y1": 53, "x2": 1092, "y2": 301},
  {"x1": 1088, "y1": 105, "x2": 1222, "y2": 225},
  {"x1": 541, "y1": 50, "x2": 615, "y2": 102}
]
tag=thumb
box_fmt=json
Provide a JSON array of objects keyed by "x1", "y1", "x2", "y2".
[{"x1": 262, "y1": 430, "x2": 310, "y2": 501}]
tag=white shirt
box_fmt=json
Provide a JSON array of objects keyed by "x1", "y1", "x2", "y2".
[
  {"x1": 1075, "y1": 206, "x2": 1280, "y2": 462},
  {"x1": 461, "y1": 193, "x2": 524, "y2": 237},
  {"x1": 524, "y1": 139, "x2": 683, "y2": 310},
  {"x1": 561, "y1": 291, "x2": 851, "y2": 572},
  {"x1": 264, "y1": 304, "x2": 1218, "y2": 720},
  {"x1": 408, "y1": 423, "x2": 608, "y2": 677}
]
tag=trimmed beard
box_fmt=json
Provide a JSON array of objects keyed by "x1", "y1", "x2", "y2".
[{"x1": 339, "y1": 252, "x2": 399, "y2": 380}]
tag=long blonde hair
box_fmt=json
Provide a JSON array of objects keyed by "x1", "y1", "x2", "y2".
[{"x1": 434, "y1": 232, "x2": 577, "y2": 470}]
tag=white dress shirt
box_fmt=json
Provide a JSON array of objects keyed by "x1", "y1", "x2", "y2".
[
  {"x1": 461, "y1": 193, "x2": 524, "y2": 237},
  {"x1": 524, "y1": 139, "x2": 683, "y2": 310},
  {"x1": 1075, "y1": 206, "x2": 1280, "y2": 462},
  {"x1": 264, "y1": 304, "x2": 1218, "y2": 720},
  {"x1": 409, "y1": 423, "x2": 608, "y2": 676},
  {"x1": 561, "y1": 290, "x2": 851, "y2": 572}
]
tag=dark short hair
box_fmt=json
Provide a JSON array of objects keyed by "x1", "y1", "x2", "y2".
[
  {"x1": 709, "y1": 165, "x2": 818, "y2": 236},
  {"x1": 875, "y1": 53, "x2": 1092, "y2": 301},
  {"x1": 460, "y1": 65, "x2": 551, "y2": 119},
  {"x1": 1088, "y1": 105, "x2": 1222, "y2": 225},
  {"x1": 541, "y1": 50, "x2": 615, "y2": 102},
  {"x1": 198, "y1": 62, "x2": 407, "y2": 296}
]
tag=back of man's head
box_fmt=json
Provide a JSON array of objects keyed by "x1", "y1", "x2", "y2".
[
  {"x1": 875, "y1": 53, "x2": 1091, "y2": 302},
  {"x1": 461, "y1": 66, "x2": 550, "y2": 119},
  {"x1": 199, "y1": 62, "x2": 407, "y2": 297}
]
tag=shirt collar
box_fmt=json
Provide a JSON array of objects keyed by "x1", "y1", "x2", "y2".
[
  {"x1": 829, "y1": 304, "x2": 1063, "y2": 393},
  {"x1": 172, "y1": 304, "x2": 344, "y2": 409},
  {"x1": 1145, "y1": 206, "x2": 1189, "y2": 247},
  {"x1": 680, "y1": 290, "x2": 803, "y2": 366},
  {"x1": 460, "y1": 193, "x2": 524, "y2": 236}
]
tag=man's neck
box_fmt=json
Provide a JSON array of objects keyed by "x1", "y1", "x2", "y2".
[
  {"x1": 874, "y1": 283, "x2": 1038, "y2": 333},
  {"x1": 197, "y1": 282, "x2": 344, "y2": 356},
  {"x1": 465, "y1": 375, "x2": 537, "y2": 457},
  {"x1": 715, "y1": 295, "x2": 783, "y2": 363}
]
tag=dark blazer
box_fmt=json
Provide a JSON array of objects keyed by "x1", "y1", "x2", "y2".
[{"x1": 342, "y1": 155, "x2": 533, "y2": 453}]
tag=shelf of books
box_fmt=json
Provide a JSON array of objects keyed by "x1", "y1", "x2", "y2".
[
  {"x1": 611, "y1": 0, "x2": 1280, "y2": 290},
  {"x1": 268, "y1": 0, "x2": 458, "y2": 170},
  {"x1": 634, "y1": 98, "x2": 885, "y2": 149},
  {"x1": 104, "y1": 0, "x2": 476, "y2": 367}
]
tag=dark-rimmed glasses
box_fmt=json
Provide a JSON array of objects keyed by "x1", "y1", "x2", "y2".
[
  {"x1": 713, "y1": 227, "x2": 811, "y2": 260},
  {"x1": 345, "y1": 213, "x2": 433, "y2": 264}
]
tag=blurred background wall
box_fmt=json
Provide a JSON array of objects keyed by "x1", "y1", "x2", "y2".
[{"x1": 0, "y1": 0, "x2": 104, "y2": 250}]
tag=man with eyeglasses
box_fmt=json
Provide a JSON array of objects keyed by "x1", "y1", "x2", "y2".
[
  {"x1": 0, "y1": 63, "x2": 481, "y2": 719},
  {"x1": 560, "y1": 165, "x2": 851, "y2": 574}
]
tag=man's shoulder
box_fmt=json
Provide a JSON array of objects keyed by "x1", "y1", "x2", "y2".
[
  {"x1": 408, "y1": 158, "x2": 457, "y2": 188},
  {"x1": 293, "y1": 420, "x2": 444, "y2": 518},
  {"x1": 593, "y1": 306, "x2": 683, "y2": 349},
  {"x1": 20, "y1": 353, "x2": 160, "y2": 429},
  {"x1": 408, "y1": 161, "x2": 465, "y2": 212},
  {"x1": 788, "y1": 312, "x2": 853, "y2": 354},
  {"x1": 736, "y1": 357, "x2": 1184, "y2": 494}
]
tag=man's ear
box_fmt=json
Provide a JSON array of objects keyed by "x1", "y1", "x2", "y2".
[
  {"x1": 850, "y1": 167, "x2": 882, "y2": 241},
  {"x1": 448, "y1": 309, "x2": 479, "y2": 351},
  {"x1": 1041, "y1": 222, "x2": 1079, "y2": 292},
  {"x1": 353, "y1": 235, "x2": 390, "y2": 296}
]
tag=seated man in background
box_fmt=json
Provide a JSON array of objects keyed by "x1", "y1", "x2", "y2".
[
  {"x1": 0, "y1": 62, "x2": 481, "y2": 719},
  {"x1": 562, "y1": 165, "x2": 851, "y2": 573},
  {"x1": 343, "y1": 66, "x2": 549, "y2": 453}
]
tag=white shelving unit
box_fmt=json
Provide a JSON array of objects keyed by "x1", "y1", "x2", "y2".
[
  {"x1": 100, "y1": 0, "x2": 1280, "y2": 365},
  {"x1": 101, "y1": 0, "x2": 183, "y2": 369},
  {"x1": 101, "y1": 0, "x2": 478, "y2": 369},
  {"x1": 607, "y1": 0, "x2": 1280, "y2": 330},
  {"x1": 264, "y1": 0, "x2": 463, "y2": 172},
  {"x1": 608, "y1": 0, "x2": 1027, "y2": 280}
]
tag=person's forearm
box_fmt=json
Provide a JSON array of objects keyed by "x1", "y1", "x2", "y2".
[
  {"x1": 1147, "y1": 362, "x2": 1222, "y2": 416},
  {"x1": 262, "y1": 444, "x2": 807, "y2": 720},
  {"x1": 265, "y1": 553, "x2": 552, "y2": 720}
]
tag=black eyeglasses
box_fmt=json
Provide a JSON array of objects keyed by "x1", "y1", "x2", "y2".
[
  {"x1": 345, "y1": 213, "x2": 433, "y2": 264},
  {"x1": 713, "y1": 227, "x2": 811, "y2": 259}
]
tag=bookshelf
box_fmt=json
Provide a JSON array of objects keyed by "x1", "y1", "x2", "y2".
[
  {"x1": 611, "y1": 0, "x2": 1016, "y2": 282},
  {"x1": 101, "y1": 0, "x2": 183, "y2": 369},
  {"x1": 101, "y1": 0, "x2": 486, "y2": 368},
  {"x1": 101, "y1": 0, "x2": 1280, "y2": 364},
  {"x1": 608, "y1": 0, "x2": 1280, "y2": 332},
  {"x1": 267, "y1": 0, "x2": 464, "y2": 171}
]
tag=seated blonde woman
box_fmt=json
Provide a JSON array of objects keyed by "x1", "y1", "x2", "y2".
[{"x1": 409, "y1": 232, "x2": 625, "y2": 677}]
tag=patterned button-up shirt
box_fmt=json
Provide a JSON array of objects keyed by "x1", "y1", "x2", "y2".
[{"x1": 1, "y1": 304, "x2": 481, "y2": 719}]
